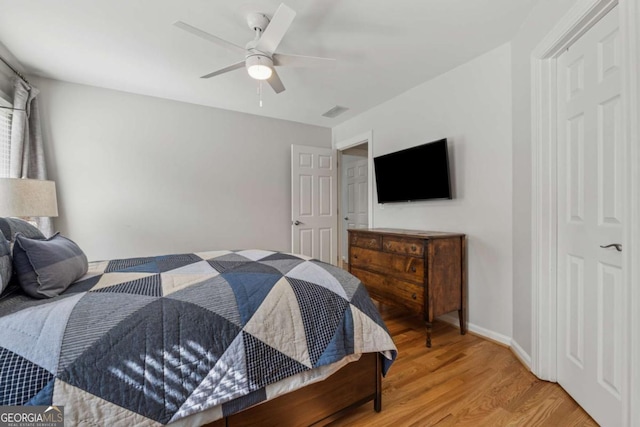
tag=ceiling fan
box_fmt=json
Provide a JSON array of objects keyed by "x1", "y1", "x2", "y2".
[{"x1": 174, "y1": 3, "x2": 336, "y2": 94}]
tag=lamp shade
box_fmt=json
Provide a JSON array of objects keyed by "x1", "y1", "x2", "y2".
[{"x1": 0, "y1": 178, "x2": 58, "y2": 217}]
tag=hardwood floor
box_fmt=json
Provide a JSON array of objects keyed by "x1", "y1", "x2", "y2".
[{"x1": 329, "y1": 303, "x2": 597, "y2": 427}]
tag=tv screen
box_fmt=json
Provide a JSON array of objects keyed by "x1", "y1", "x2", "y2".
[{"x1": 374, "y1": 138, "x2": 452, "y2": 203}]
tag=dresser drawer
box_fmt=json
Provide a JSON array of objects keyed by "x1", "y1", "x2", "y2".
[
  {"x1": 382, "y1": 236, "x2": 424, "y2": 257},
  {"x1": 350, "y1": 247, "x2": 424, "y2": 283},
  {"x1": 351, "y1": 267, "x2": 424, "y2": 314},
  {"x1": 349, "y1": 232, "x2": 382, "y2": 250}
]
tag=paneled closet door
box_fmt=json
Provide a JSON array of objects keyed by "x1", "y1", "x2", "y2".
[{"x1": 556, "y1": 6, "x2": 625, "y2": 426}]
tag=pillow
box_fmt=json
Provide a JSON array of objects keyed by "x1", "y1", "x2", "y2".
[
  {"x1": 0, "y1": 236, "x2": 10, "y2": 295},
  {"x1": 13, "y1": 232, "x2": 88, "y2": 299},
  {"x1": 0, "y1": 217, "x2": 45, "y2": 296},
  {"x1": 0, "y1": 217, "x2": 45, "y2": 241}
]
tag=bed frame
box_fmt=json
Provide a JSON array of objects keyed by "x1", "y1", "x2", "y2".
[{"x1": 203, "y1": 353, "x2": 382, "y2": 427}]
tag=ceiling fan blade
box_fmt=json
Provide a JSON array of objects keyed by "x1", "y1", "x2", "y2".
[
  {"x1": 174, "y1": 21, "x2": 246, "y2": 55},
  {"x1": 273, "y1": 53, "x2": 336, "y2": 68},
  {"x1": 200, "y1": 61, "x2": 245, "y2": 79},
  {"x1": 255, "y1": 4, "x2": 296, "y2": 54},
  {"x1": 267, "y1": 69, "x2": 286, "y2": 94}
]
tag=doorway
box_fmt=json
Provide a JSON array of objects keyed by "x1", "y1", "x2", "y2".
[
  {"x1": 336, "y1": 131, "x2": 374, "y2": 268},
  {"x1": 340, "y1": 145, "x2": 368, "y2": 267}
]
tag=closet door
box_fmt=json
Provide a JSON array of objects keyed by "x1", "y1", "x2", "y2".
[{"x1": 556, "y1": 7, "x2": 625, "y2": 426}]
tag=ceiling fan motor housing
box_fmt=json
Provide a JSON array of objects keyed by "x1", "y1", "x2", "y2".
[
  {"x1": 247, "y1": 12, "x2": 270, "y2": 33},
  {"x1": 246, "y1": 53, "x2": 273, "y2": 67}
]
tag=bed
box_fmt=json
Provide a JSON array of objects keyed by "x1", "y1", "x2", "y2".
[{"x1": 0, "y1": 247, "x2": 397, "y2": 426}]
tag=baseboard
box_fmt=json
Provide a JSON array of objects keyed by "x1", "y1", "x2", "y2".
[
  {"x1": 509, "y1": 339, "x2": 532, "y2": 371},
  {"x1": 437, "y1": 314, "x2": 532, "y2": 371},
  {"x1": 437, "y1": 313, "x2": 511, "y2": 347}
]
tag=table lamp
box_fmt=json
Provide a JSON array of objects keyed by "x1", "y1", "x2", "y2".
[{"x1": 0, "y1": 178, "x2": 58, "y2": 218}]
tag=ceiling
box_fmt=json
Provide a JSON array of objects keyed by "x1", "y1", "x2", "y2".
[{"x1": 0, "y1": 0, "x2": 537, "y2": 127}]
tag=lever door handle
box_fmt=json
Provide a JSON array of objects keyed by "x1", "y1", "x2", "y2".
[
  {"x1": 344, "y1": 217, "x2": 349, "y2": 221},
  {"x1": 600, "y1": 243, "x2": 622, "y2": 252},
  {"x1": 293, "y1": 220, "x2": 303, "y2": 226}
]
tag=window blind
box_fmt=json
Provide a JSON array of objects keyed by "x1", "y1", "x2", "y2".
[{"x1": 0, "y1": 109, "x2": 11, "y2": 177}]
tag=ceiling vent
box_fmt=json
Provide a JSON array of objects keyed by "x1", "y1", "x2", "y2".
[{"x1": 321, "y1": 105, "x2": 349, "y2": 118}]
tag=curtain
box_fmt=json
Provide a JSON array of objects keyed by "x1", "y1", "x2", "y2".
[{"x1": 9, "y1": 78, "x2": 54, "y2": 236}]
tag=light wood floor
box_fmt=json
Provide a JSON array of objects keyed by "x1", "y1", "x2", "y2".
[{"x1": 329, "y1": 303, "x2": 598, "y2": 427}]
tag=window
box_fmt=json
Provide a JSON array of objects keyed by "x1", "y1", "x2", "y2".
[{"x1": 0, "y1": 107, "x2": 10, "y2": 177}]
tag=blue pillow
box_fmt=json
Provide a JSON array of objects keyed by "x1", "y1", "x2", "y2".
[
  {"x1": 13, "y1": 232, "x2": 88, "y2": 299},
  {"x1": 0, "y1": 217, "x2": 45, "y2": 296}
]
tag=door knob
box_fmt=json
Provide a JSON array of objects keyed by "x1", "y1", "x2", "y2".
[
  {"x1": 600, "y1": 243, "x2": 622, "y2": 252},
  {"x1": 293, "y1": 220, "x2": 303, "y2": 226}
]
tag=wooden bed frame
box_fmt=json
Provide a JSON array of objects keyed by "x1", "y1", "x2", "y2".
[{"x1": 203, "y1": 353, "x2": 382, "y2": 427}]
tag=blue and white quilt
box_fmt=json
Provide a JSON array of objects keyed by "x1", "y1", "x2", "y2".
[{"x1": 0, "y1": 249, "x2": 397, "y2": 426}]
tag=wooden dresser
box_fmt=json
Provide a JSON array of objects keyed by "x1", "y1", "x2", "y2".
[{"x1": 348, "y1": 228, "x2": 466, "y2": 347}]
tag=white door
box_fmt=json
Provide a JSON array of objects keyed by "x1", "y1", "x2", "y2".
[
  {"x1": 342, "y1": 158, "x2": 368, "y2": 260},
  {"x1": 557, "y1": 7, "x2": 625, "y2": 426},
  {"x1": 291, "y1": 145, "x2": 337, "y2": 264}
]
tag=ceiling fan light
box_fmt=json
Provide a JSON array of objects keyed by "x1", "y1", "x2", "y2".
[
  {"x1": 247, "y1": 64, "x2": 273, "y2": 80},
  {"x1": 246, "y1": 55, "x2": 273, "y2": 80}
]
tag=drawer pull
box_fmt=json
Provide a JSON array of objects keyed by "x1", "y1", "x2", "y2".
[
  {"x1": 411, "y1": 245, "x2": 417, "y2": 252},
  {"x1": 411, "y1": 266, "x2": 416, "y2": 273},
  {"x1": 354, "y1": 255, "x2": 358, "y2": 259},
  {"x1": 412, "y1": 293, "x2": 417, "y2": 300}
]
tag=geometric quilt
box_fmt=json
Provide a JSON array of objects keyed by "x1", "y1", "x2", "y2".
[{"x1": 0, "y1": 249, "x2": 397, "y2": 425}]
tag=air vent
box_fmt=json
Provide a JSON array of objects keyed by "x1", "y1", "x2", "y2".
[{"x1": 321, "y1": 105, "x2": 349, "y2": 118}]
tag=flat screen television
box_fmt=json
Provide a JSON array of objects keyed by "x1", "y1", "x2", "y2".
[{"x1": 374, "y1": 138, "x2": 452, "y2": 203}]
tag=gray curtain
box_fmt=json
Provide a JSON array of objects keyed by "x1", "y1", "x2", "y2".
[{"x1": 9, "y1": 78, "x2": 54, "y2": 236}]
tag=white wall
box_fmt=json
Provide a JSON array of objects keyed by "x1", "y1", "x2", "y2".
[
  {"x1": 510, "y1": 0, "x2": 581, "y2": 357},
  {"x1": 35, "y1": 78, "x2": 331, "y2": 260},
  {"x1": 0, "y1": 40, "x2": 24, "y2": 101},
  {"x1": 333, "y1": 43, "x2": 513, "y2": 341}
]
